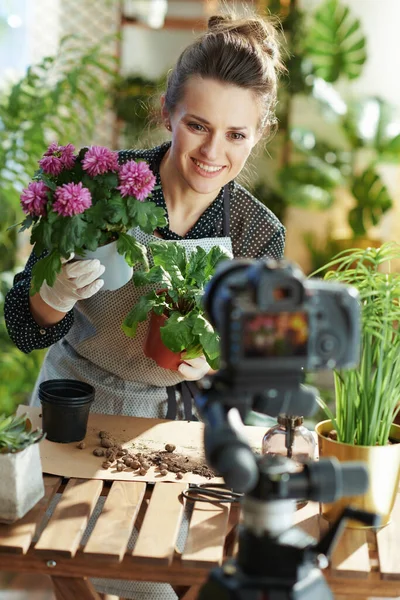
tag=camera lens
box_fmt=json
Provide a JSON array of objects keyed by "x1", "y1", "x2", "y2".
[{"x1": 317, "y1": 333, "x2": 339, "y2": 356}]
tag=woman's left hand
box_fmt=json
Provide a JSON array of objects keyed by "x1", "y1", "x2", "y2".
[{"x1": 178, "y1": 355, "x2": 210, "y2": 381}]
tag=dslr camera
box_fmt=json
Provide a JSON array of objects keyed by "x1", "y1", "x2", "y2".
[{"x1": 203, "y1": 258, "x2": 360, "y2": 415}]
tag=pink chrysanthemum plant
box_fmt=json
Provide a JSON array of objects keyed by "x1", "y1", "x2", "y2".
[{"x1": 16, "y1": 143, "x2": 167, "y2": 295}]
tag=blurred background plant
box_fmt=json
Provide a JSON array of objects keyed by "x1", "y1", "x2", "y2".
[
  {"x1": 0, "y1": 34, "x2": 117, "y2": 415},
  {"x1": 252, "y1": 0, "x2": 400, "y2": 271}
]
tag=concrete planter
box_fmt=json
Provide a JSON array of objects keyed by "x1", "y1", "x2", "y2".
[{"x1": 0, "y1": 443, "x2": 44, "y2": 524}]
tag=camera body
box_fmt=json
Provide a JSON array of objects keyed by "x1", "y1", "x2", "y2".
[{"x1": 204, "y1": 258, "x2": 360, "y2": 394}]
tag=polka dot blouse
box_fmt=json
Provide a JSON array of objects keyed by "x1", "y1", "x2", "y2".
[{"x1": 5, "y1": 142, "x2": 285, "y2": 354}]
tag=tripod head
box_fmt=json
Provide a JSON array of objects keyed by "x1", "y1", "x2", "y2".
[{"x1": 193, "y1": 257, "x2": 379, "y2": 599}]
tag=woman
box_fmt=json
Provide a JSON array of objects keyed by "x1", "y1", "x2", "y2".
[{"x1": 5, "y1": 9, "x2": 285, "y2": 599}]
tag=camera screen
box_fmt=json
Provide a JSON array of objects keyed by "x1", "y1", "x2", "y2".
[{"x1": 242, "y1": 312, "x2": 308, "y2": 358}]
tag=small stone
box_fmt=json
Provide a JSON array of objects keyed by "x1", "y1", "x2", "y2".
[
  {"x1": 139, "y1": 467, "x2": 148, "y2": 476},
  {"x1": 101, "y1": 438, "x2": 114, "y2": 448},
  {"x1": 99, "y1": 431, "x2": 108, "y2": 438},
  {"x1": 93, "y1": 448, "x2": 105, "y2": 457},
  {"x1": 160, "y1": 469, "x2": 168, "y2": 476},
  {"x1": 176, "y1": 472, "x2": 183, "y2": 479},
  {"x1": 159, "y1": 462, "x2": 168, "y2": 470},
  {"x1": 77, "y1": 441, "x2": 86, "y2": 449},
  {"x1": 131, "y1": 460, "x2": 141, "y2": 469},
  {"x1": 102, "y1": 461, "x2": 111, "y2": 469},
  {"x1": 116, "y1": 464, "x2": 124, "y2": 472},
  {"x1": 165, "y1": 444, "x2": 176, "y2": 453}
]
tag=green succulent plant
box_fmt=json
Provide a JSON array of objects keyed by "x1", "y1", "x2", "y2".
[{"x1": 0, "y1": 413, "x2": 44, "y2": 454}]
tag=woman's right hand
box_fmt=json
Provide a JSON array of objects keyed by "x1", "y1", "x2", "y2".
[{"x1": 39, "y1": 254, "x2": 105, "y2": 313}]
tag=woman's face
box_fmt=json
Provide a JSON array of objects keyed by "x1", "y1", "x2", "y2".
[{"x1": 163, "y1": 76, "x2": 262, "y2": 196}]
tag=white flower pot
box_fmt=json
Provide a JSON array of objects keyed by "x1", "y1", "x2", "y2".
[
  {"x1": 0, "y1": 444, "x2": 45, "y2": 524},
  {"x1": 78, "y1": 240, "x2": 133, "y2": 291}
]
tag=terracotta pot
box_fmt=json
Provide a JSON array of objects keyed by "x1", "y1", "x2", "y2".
[
  {"x1": 144, "y1": 312, "x2": 182, "y2": 370},
  {"x1": 316, "y1": 420, "x2": 400, "y2": 528}
]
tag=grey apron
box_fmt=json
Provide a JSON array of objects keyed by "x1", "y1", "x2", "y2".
[{"x1": 31, "y1": 186, "x2": 232, "y2": 422}]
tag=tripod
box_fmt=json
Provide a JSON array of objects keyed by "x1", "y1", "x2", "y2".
[{"x1": 195, "y1": 380, "x2": 380, "y2": 600}]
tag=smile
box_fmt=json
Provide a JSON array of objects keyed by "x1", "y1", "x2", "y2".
[{"x1": 191, "y1": 158, "x2": 224, "y2": 174}]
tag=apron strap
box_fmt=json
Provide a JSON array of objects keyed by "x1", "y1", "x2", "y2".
[
  {"x1": 222, "y1": 184, "x2": 231, "y2": 236},
  {"x1": 165, "y1": 382, "x2": 199, "y2": 421},
  {"x1": 166, "y1": 385, "x2": 177, "y2": 420}
]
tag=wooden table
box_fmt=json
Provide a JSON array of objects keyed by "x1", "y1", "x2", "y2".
[{"x1": 0, "y1": 475, "x2": 399, "y2": 600}]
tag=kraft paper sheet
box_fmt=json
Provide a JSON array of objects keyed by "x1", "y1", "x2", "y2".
[{"x1": 18, "y1": 405, "x2": 265, "y2": 484}]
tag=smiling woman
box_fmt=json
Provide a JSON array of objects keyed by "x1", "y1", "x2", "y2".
[{"x1": 5, "y1": 6, "x2": 285, "y2": 600}]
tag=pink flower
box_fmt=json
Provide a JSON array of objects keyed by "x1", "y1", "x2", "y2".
[
  {"x1": 53, "y1": 182, "x2": 92, "y2": 217},
  {"x1": 20, "y1": 181, "x2": 49, "y2": 217},
  {"x1": 60, "y1": 143, "x2": 76, "y2": 169},
  {"x1": 117, "y1": 160, "x2": 156, "y2": 201},
  {"x1": 39, "y1": 154, "x2": 64, "y2": 176},
  {"x1": 82, "y1": 146, "x2": 119, "y2": 177},
  {"x1": 39, "y1": 142, "x2": 76, "y2": 175}
]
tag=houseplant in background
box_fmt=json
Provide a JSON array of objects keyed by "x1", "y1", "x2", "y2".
[
  {"x1": 260, "y1": 0, "x2": 400, "y2": 272},
  {"x1": 122, "y1": 241, "x2": 232, "y2": 370},
  {"x1": 0, "y1": 35, "x2": 119, "y2": 415},
  {"x1": 15, "y1": 143, "x2": 167, "y2": 293},
  {"x1": 0, "y1": 413, "x2": 44, "y2": 523},
  {"x1": 313, "y1": 243, "x2": 400, "y2": 527}
]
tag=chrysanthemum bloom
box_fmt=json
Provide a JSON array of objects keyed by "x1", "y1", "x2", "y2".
[
  {"x1": 39, "y1": 142, "x2": 76, "y2": 175},
  {"x1": 82, "y1": 146, "x2": 119, "y2": 177},
  {"x1": 60, "y1": 143, "x2": 76, "y2": 169},
  {"x1": 39, "y1": 154, "x2": 64, "y2": 176},
  {"x1": 53, "y1": 182, "x2": 92, "y2": 217},
  {"x1": 20, "y1": 181, "x2": 49, "y2": 217},
  {"x1": 117, "y1": 160, "x2": 156, "y2": 201}
]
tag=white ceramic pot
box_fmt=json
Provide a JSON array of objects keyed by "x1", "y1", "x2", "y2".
[
  {"x1": 77, "y1": 241, "x2": 133, "y2": 291},
  {"x1": 0, "y1": 444, "x2": 45, "y2": 524}
]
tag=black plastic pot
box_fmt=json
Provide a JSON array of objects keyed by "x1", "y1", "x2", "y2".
[{"x1": 39, "y1": 379, "x2": 95, "y2": 443}]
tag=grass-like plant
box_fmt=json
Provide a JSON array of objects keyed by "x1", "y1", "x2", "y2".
[{"x1": 313, "y1": 242, "x2": 400, "y2": 446}]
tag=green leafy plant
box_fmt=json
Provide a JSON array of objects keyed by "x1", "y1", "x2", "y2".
[
  {"x1": 14, "y1": 143, "x2": 167, "y2": 294},
  {"x1": 122, "y1": 241, "x2": 232, "y2": 369},
  {"x1": 261, "y1": 0, "x2": 399, "y2": 254},
  {"x1": 0, "y1": 34, "x2": 120, "y2": 414},
  {"x1": 0, "y1": 413, "x2": 44, "y2": 454},
  {"x1": 312, "y1": 242, "x2": 400, "y2": 445}
]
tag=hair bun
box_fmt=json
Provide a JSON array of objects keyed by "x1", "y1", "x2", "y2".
[{"x1": 207, "y1": 14, "x2": 232, "y2": 31}]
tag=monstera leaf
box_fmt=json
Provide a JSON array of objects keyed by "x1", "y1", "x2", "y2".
[
  {"x1": 306, "y1": 0, "x2": 367, "y2": 82},
  {"x1": 343, "y1": 97, "x2": 400, "y2": 158},
  {"x1": 349, "y1": 167, "x2": 393, "y2": 236}
]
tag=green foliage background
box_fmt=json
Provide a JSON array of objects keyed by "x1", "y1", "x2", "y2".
[{"x1": 0, "y1": 35, "x2": 118, "y2": 415}]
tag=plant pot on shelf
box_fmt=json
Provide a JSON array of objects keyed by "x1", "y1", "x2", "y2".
[
  {"x1": 316, "y1": 420, "x2": 400, "y2": 528},
  {"x1": 76, "y1": 240, "x2": 133, "y2": 291},
  {"x1": 144, "y1": 312, "x2": 182, "y2": 371},
  {"x1": 0, "y1": 443, "x2": 44, "y2": 524}
]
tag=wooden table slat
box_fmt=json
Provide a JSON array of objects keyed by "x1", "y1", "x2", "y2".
[
  {"x1": 330, "y1": 528, "x2": 370, "y2": 578},
  {"x1": 132, "y1": 482, "x2": 186, "y2": 565},
  {"x1": 376, "y1": 491, "x2": 400, "y2": 579},
  {"x1": 0, "y1": 475, "x2": 61, "y2": 554},
  {"x1": 181, "y1": 501, "x2": 230, "y2": 568},
  {"x1": 83, "y1": 481, "x2": 146, "y2": 561},
  {"x1": 293, "y1": 501, "x2": 323, "y2": 540},
  {"x1": 34, "y1": 478, "x2": 103, "y2": 558}
]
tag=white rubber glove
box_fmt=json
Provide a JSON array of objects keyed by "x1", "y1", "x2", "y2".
[
  {"x1": 178, "y1": 355, "x2": 210, "y2": 381},
  {"x1": 39, "y1": 254, "x2": 105, "y2": 313}
]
